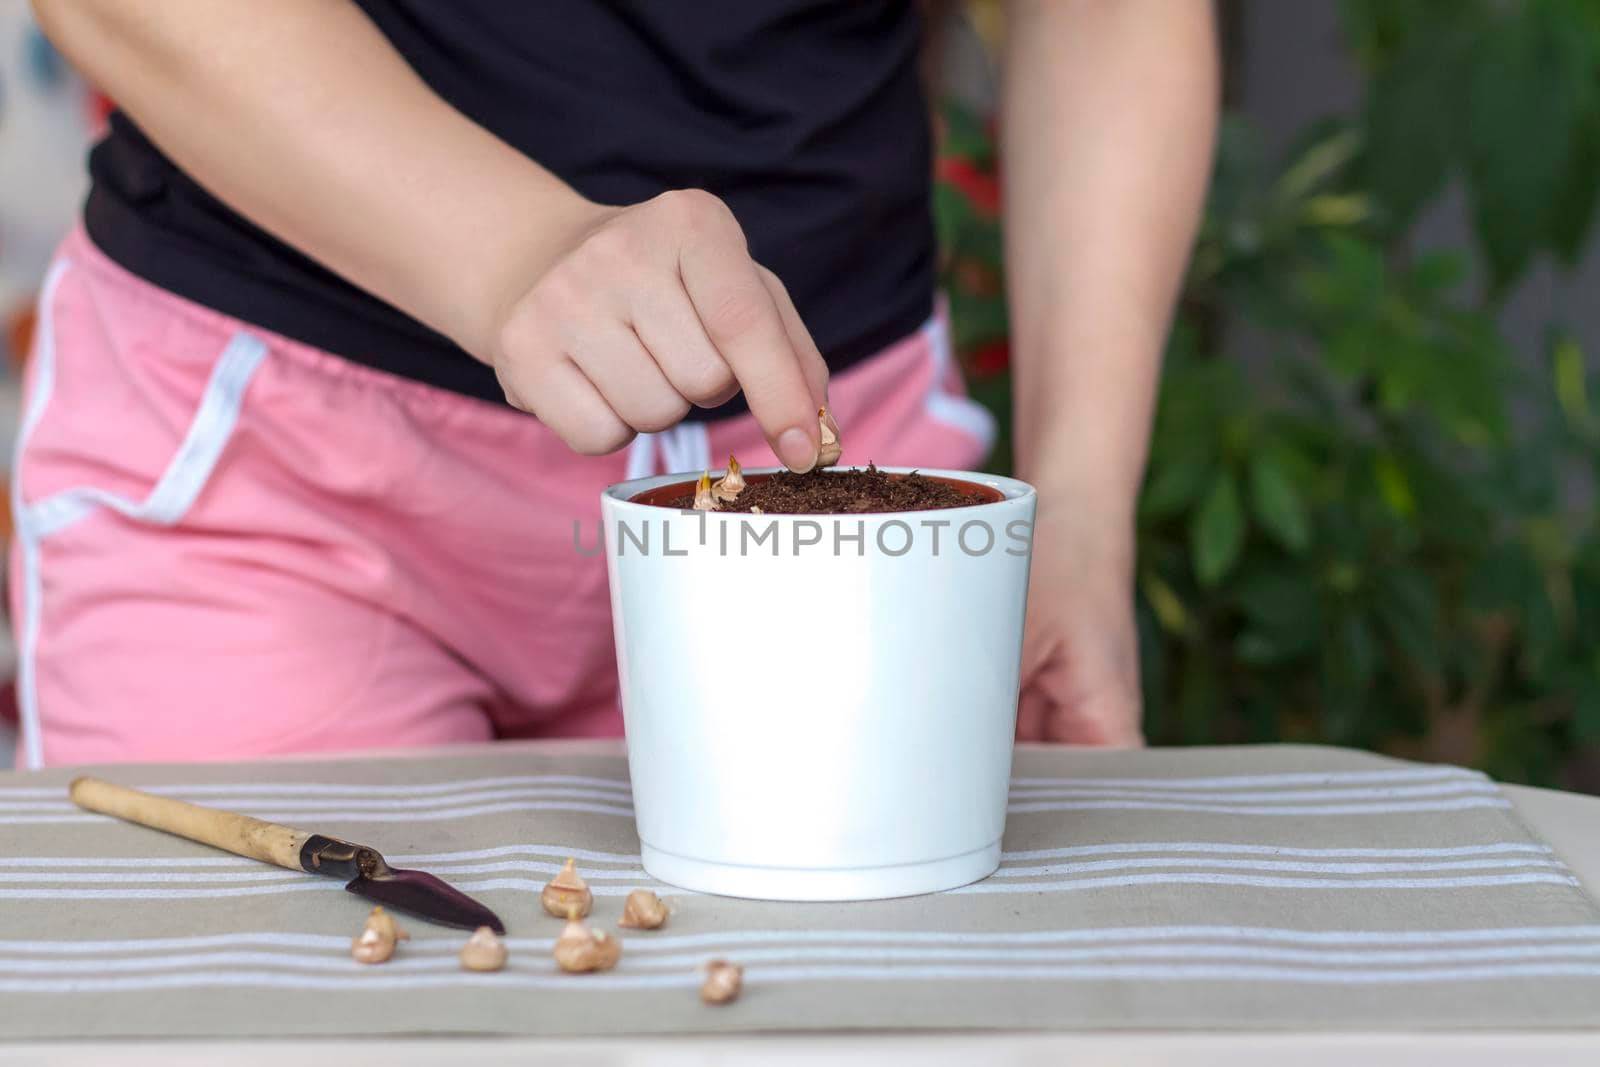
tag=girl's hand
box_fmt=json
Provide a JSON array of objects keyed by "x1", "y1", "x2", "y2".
[
  {"x1": 491, "y1": 189, "x2": 830, "y2": 470},
  {"x1": 1014, "y1": 501, "x2": 1145, "y2": 746}
]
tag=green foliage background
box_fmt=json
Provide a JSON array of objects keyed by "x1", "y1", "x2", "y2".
[{"x1": 936, "y1": 0, "x2": 1600, "y2": 790}]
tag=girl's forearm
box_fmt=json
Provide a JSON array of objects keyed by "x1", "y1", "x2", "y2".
[
  {"x1": 1000, "y1": 0, "x2": 1218, "y2": 529},
  {"x1": 32, "y1": 0, "x2": 598, "y2": 360}
]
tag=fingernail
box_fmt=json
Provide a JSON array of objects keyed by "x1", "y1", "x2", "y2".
[{"x1": 777, "y1": 427, "x2": 817, "y2": 473}]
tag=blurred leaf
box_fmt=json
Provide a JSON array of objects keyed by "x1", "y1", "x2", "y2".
[
  {"x1": 1340, "y1": 0, "x2": 1414, "y2": 67},
  {"x1": 1373, "y1": 451, "x2": 1417, "y2": 518},
  {"x1": 1553, "y1": 332, "x2": 1595, "y2": 436},
  {"x1": 1320, "y1": 233, "x2": 1387, "y2": 314},
  {"x1": 1547, "y1": 103, "x2": 1600, "y2": 265},
  {"x1": 1373, "y1": 338, "x2": 1426, "y2": 417},
  {"x1": 1393, "y1": 432, "x2": 1501, "y2": 551},
  {"x1": 1274, "y1": 128, "x2": 1361, "y2": 205},
  {"x1": 1481, "y1": 700, "x2": 1559, "y2": 785},
  {"x1": 1320, "y1": 612, "x2": 1379, "y2": 743},
  {"x1": 1468, "y1": 541, "x2": 1535, "y2": 613},
  {"x1": 1141, "y1": 455, "x2": 1213, "y2": 521},
  {"x1": 1135, "y1": 598, "x2": 1170, "y2": 741},
  {"x1": 1373, "y1": 567, "x2": 1443, "y2": 674},
  {"x1": 1178, "y1": 653, "x2": 1221, "y2": 746},
  {"x1": 1192, "y1": 471, "x2": 1247, "y2": 587},
  {"x1": 1564, "y1": 0, "x2": 1600, "y2": 39},
  {"x1": 1360, "y1": 22, "x2": 1473, "y2": 226},
  {"x1": 1302, "y1": 194, "x2": 1373, "y2": 228},
  {"x1": 1521, "y1": 577, "x2": 1564, "y2": 684},
  {"x1": 1234, "y1": 564, "x2": 1322, "y2": 663},
  {"x1": 938, "y1": 99, "x2": 995, "y2": 163},
  {"x1": 1576, "y1": 670, "x2": 1600, "y2": 744},
  {"x1": 932, "y1": 181, "x2": 976, "y2": 242},
  {"x1": 1444, "y1": 318, "x2": 1512, "y2": 442},
  {"x1": 1338, "y1": 611, "x2": 1379, "y2": 689},
  {"x1": 1469, "y1": 540, "x2": 1562, "y2": 684},
  {"x1": 1408, "y1": 251, "x2": 1469, "y2": 295},
  {"x1": 1497, "y1": 422, "x2": 1563, "y2": 513},
  {"x1": 1572, "y1": 546, "x2": 1600, "y2": 648},
  {"x1": 1248, "y1": 448, "x2": 1313, "y2": 553},
  {"x1": 1464, "y1": 3, "x2": 1590, "y2": 290},
  {"x1": 1236, "y1": 564, "x2": 1322, "y2": 629},
  {"x1": 1340, "y1": 0, "x2": 1485, "y2": 69},
  {"x1": 1236, "y1": 630, "x2": 1287, "y2": 665},
  {"x1": 946, "y1": 288, "x2": 1009, "y2": 352},
  {"x1": 1140, "y1": 570, "x2": 1190, "y2": 636}
]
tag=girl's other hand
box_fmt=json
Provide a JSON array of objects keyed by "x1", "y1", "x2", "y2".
[{"x1": 1014, "y1": 500, "x2": 1145, "y2": 746}]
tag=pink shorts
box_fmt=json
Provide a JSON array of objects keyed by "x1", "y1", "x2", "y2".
[{"x1": 9, "y1": 228, "x2": 993, "y2": 768}]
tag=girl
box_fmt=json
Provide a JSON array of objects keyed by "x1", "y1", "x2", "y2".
[{"x1": 16, "y1": 1, "x2": 1216, "y2": 766}]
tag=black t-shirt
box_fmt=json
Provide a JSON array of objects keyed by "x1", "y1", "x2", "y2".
[{"x1": 83, "y1": 0, "x2": 935, "y2": 416}]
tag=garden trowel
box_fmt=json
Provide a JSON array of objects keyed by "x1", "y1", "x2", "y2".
[{"x1": 68, "y1": 776, "x2": 505, "y2": 933}]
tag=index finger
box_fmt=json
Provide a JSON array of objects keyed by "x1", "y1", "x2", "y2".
[{"x1": 679, "y1": 237, "x2": 820, "y2": 472}]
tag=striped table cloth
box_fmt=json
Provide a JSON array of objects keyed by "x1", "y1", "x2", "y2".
[{"x1": 2, "y1": 743, "x2": 1597, "y2": 1038}]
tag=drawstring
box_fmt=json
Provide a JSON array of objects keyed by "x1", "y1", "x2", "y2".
[{"x1": 625, "y1": 432, "x2": 657, "y2": 480}]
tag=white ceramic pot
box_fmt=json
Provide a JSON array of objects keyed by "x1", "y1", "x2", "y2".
[{"x1": 600, "y1": 467, "x2": 1036, "y2": 901}]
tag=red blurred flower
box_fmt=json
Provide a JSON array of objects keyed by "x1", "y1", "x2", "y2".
[
  {"x1": 968, "y1": 339, "x2": 1011, "y2": 378},
  {"x1": 85, "y1": 91, "x2": 115, "y2": 136},
  {"x1": 953, "y1": 258, "x2": 1002, "y2": 297},
  {"x1": 5, "y1": 305, "x2": 37, "y2": 371},
  {"x1": 936, "y1": 156, "x2": 1001, "y2": 217}
]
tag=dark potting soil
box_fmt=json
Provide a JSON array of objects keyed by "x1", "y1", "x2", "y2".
[{"x1": 642, "y1": 465, "x2": 998, "y2": 514}]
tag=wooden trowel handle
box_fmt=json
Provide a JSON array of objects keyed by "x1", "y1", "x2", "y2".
[{"x1": 69, "y1": 776, "x2": 313, "y2": 872}]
